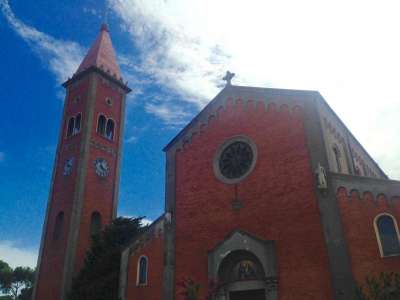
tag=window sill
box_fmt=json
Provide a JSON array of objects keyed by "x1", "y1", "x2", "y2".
[
  {"x1": 96, "y1": 133, "x2": 114, "y2": 143},
  {"x1": 65, "y1": 132, "x2": 81, "y2": 139},
  {"x1": 136, "y1": 283, "x2": 148, "y2": 287},
  {"x1": 381, "y1": 253, "x2": 400, "y2": 258}
]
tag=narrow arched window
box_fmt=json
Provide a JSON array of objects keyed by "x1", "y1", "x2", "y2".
[
  {"x1": 137, "y1": 256, "x2": 148, "y2": 285},
  {"x1": 106, "y1": 119, "x2": 115, "y2": 140},
  {"x1": 375, "y1": 214, "x2": 400, "y2": 256},
  {"x1": 333, "y1": 145, "x2": 342, "y2": 172},
  {"x1": 97, "y1": 115, "x2": 106, "y2": 136},
  {"x1": 74, "y1": 113, "x2": 81, "y2": 134},
  {"x1": 355, "y1": 166, "x2": 361, "y2": 176},
  {"x1": 362, "y1": 163, "x2": 368, "y2": 177},
  {"x1": 53, "y1": 211, "x2": 64, "y2": 240},
  {"x1": 67, "y1": 117, "x2": 75, "y2": 137},
  {"x1": 90, "y1": 212, "x2": 102, "y2": 236}
]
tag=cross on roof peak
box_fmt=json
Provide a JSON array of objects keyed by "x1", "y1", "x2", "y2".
[{"x1": 223, "y1": 71, "x2": 235, "y2": 86}]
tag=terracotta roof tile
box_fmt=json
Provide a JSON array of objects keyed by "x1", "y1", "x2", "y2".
[{"x1": 76, "y1": 24, "x2": 121, "y2": 79}]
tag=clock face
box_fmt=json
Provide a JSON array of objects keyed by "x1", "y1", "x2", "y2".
[
  {"x1": 63, "y1": 157, "x2": 75, "y2": 176},
  {"x1": 94, "y1": 158, "x2": 109, "y2": 177}
]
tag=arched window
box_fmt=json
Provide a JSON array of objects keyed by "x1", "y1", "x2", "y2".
[
  {"x1": 333, "y1": 145, "x2": 342, "y2": 173},
  {"x1": 137, "y1": 256, "x2": 148, "y2": 285},
  {"x1": 355, "y1": 166, "x2": 361, "y2": 176},
  {"x1": 362, "y1": 163, "x2": 368, "y2": 177},
  {"x1": 106, "y1": 119, "x2": 115, "y2": 140},
  {"x1": 53, "y1": 211, "x2": 64, "y2": 240},
  {"x1": 375, "y1": 214, "x2": 400, "y2": 257},
  {"x1": 97, "y1": 115, "x2": 106, "y2": 136},
  {"x1": 74, "y1": 113, "x2": 81, "y2": 134},
  {"x1": 90, "y1": 212, "x2": 102, "y2": 236},
  {"x1": 67, "y1": 117, "x2": 75, "y2": 137}
]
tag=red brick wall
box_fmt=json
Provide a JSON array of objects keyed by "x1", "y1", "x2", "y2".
[
  {"x1": 73, "y1": 76, "x2": 124, "y2": 272},
  {"x1": 35, "y1": 75, "x2": 125, "y2": 299},
  {"x1": 35, "y1": 78, "x2": 89, "y2": 300},
  {"x1": 174, "y1": 98, "x2": 333, "y2": 300},
  {"x1": 337, "y1": 187, "x2": 400, "y2": 284},
  {"x1": 126, "y1": 235, "x2": 164, "y2": 300}
]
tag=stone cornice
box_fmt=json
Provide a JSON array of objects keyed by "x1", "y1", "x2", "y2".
[{"x1": 62, "y1": 65, "x2": 131, "y2": 93}]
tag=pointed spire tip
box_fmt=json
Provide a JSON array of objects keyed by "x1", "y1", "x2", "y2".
[
  {"x1": 100, "y1": 23, "x2": 109, "y2": 32},
  {"x1": 75, "y1": 22, "x2": 120, "y2": 79}
]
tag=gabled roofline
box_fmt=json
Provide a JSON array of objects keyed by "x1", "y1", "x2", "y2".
[
  {"x1": 163, "y1": 84, "x2": 318, "y2": 152},
  {"x1": 316, "y1": 93, "x2": 388, "y2": 179},
  {"x1": 330, "y1": 171, "x2": 400, "y2": 185},
  {"x1": 163, "y1": 86, "x2": 228, "y2": 152},
  {"x1": 163, "y1": 83, "x2": 388, "y2": 178}
]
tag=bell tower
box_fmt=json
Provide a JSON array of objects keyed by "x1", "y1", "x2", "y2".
[{"x1": 33, "y1": 24, "x2": 131, "y2": 300}]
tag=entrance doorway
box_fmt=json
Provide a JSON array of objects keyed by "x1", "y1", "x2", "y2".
[{"x1": 229, "y1": 289, "x2": 265, "y2": 300}]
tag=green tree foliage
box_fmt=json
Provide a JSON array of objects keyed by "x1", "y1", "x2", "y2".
[
  {"x1": 17, "y1": 286, "x2": 32, "y2": 300},
  {"x1": 0, "y1": 260, "x2": 35, "y2": 300},
  {"x1": 355, "y1": 272, "x2": 400, "y2": 300},
  {"x1": 68, "y1": 217, "x2": 145, "y2": 300}
]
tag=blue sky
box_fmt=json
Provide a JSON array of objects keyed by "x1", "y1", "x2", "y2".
[
  {"x1": 0, "y1": 0, "x2": 199, "y2": 267},
  {"x1": 1, "y1": 0, "x2": 400, "y2": 268}
]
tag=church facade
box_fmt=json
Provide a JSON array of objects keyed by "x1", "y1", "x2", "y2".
[
  {"x1": 33, "y1": 25, "x2": 400, "y2": 300},
  {"x1": 119, "y1": 85, "x2": 400, "y2": 300}
]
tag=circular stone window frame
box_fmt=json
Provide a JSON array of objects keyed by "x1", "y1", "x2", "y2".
[{"x1": 213, "y1": 135, "x2": 257, "y2": 184}]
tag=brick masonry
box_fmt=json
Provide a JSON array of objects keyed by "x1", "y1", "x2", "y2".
[
  {"x1": 171, "y1": 98, "x2": 334, "y2": 299},
  {"x1": 33, "y1": 70, "x2": 129, "y2": 300},
  {"x1": 117, "y1": 87, "x2": 400, "y2": 299},
  {"x1": 125, "y1": 235, "x2": 165, "y2": 300},
  {"x1": 336, "y1": 184, "x2": 400, "y2": 284}
]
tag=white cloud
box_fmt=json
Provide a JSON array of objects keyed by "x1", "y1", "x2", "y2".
[
  {"x1": 0, "y1": 1, "x2": 144, "y2": 103},
  {"x1": 145, "y1": 102, "x2": 191, "y2": 126},
  {"x1": 0, "y1": 241, "x2": 37, "y2": 269},
  {"x1": 109, "y1": 0, "x2": 230, "y2": 107},
  {"x1": 121, "y1": 216, "x2": 153, "y2": 226},
  {"x1": 126, "y1": 135, "x2": 138, "y2": 144},
  {"x1": 109, "y1": 0, "x2": 400, "y2": 179},
  {"x1": 0, "y1": 0, "x2": 84, "y2": 83},
  {"x1": 0, "y1": 152, "x2": 4, "y2": 162},
  {"x1": 83, "y1": 7, "x2": 99, "y2": 16},
  {"x1": 2, "y1": 0, "x2": 399, "y2": 178},
  {"x1": 141, "y1": 218, "x2": 152, "y2": 226}
]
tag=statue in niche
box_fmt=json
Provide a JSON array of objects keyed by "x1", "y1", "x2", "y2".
[
  {"x1": 316, "y1": 163, "x2": 328, "y2": 189},
  {"x1": 237, "y1": 260, "x2": 256, "y2": 280}
]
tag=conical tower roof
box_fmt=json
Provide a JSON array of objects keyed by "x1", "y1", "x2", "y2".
[{"x1": 76, "y1": 24, "x2": 121, "y2": 79}]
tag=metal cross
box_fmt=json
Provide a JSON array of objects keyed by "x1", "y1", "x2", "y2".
[{"x1": 223, "y1": 71, "x2": 235, "y2": 86}]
